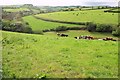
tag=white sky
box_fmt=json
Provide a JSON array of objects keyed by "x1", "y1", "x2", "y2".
[{"x1": 0, "y1": 0, "x2": 119, "y2": 6}]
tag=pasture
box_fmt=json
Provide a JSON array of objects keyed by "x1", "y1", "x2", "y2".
[
  {"x1": 3, "y1": 8, "x2": 30, "y2": 12},
  {"x1": 22, "y1": 16, "x2": 82, "y2": 31},
  {"x1": 44, "y1": 30, "x2": 118, "y2": 39},
  {"x1": 35, "y1": 9, "x2": 118, "y2": 25},
  {"x1": 2, "y1": 31, "x2": 118, "y2": 78}
]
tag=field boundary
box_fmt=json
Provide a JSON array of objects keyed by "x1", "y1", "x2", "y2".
[{"x1": 33, "y1": 15, "x2": 87, "y2": 25}]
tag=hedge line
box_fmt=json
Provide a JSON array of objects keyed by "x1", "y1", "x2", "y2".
[
  {"x1": 42, "y1": 26, "x2": 87, "y2": 32},
  {"x1": 33, "y1": 16, "x2": 86, "y2": 25}
]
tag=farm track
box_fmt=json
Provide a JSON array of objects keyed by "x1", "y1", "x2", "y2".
[{"x1": 33, "y1": 15, "x2": 86, "y2": 25}]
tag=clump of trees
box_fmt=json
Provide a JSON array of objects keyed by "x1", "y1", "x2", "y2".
[
  {"x1": 96, "y1": 24, "x2": 112, "y2": 32},
  {"x1": 1, "y1": 20, "x2": 33, "y2": 33},
  {"x1": 86, "y1": 22, "x2": 120, "y2": 37},
  {"x1": 112, "y1": 25, "x2": 120, "y2": 37},
  {"x1": 86, "y1": 22, "x2": 96, "y2": 32}
]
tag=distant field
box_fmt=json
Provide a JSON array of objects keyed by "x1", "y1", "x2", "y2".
[
  {"x1": 22, "y1": 16, "x2": 83, "y2": 31},
  {"x1": 3, "y1": 8, "x2": 30, "y2": 12},
  {"x1": 2, "y1": 31, "x2": 118, "y2": 78},
  {"x1": 35, "y1": 9, "x2": 118, "y2": 25},
  {"x1": 111, "y1": 8, "x2": 119, "y2": 11}
]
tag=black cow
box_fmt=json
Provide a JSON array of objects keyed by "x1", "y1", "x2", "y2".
[
  {"x1": 61, "y1": 34, "x2": 68, "y2": 37},
  {"x1": 57, "y1": 33, "x2": 68, "y2": 37}
]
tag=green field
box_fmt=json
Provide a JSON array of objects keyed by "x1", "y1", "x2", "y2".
[
  {"x1": 3, "y1": 8, "x2": 30, "y2": 12},
  {"x1": 44, "y1": 30, "x2": 118, "y2": 39},
  {"x1": 22, "y1": 16, "x2": 83, "y2": 31},
  {"x1": 2, "y1": 30, "x2": 118, "y2": 78},
  {"x1": 35, "y1": 9, "x2": 118, "y2": 25}
]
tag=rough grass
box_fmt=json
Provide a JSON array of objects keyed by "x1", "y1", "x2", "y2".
[
  {"x1": 3, "y1": 8, "x2": 30, "y2": 12},
  {"x1": 22, "y1": 16, "x2": 83, "y2": 31},
  {"x1": 35, "y1": 9, "x2": 118, "y2": 25},
  {"x1": 2, "y1": 31, "x2": 118, "y2": 78}
]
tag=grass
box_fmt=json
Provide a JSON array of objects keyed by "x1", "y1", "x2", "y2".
[
  {"x1": 2, "y1": 30, "x2": 118, "y2": 78},
  {"x1": 35, "y1": 9, "x2": 118, "y2": 25},
  {"x1": 44, "y1": 30, "x2": 118, "y2": 39},
  {"x1": 3, "y1": 8, "x2": 30, "y2": 12},
  {"x1": 22, "y1": 16, "x2": 83, "y2": 31}
]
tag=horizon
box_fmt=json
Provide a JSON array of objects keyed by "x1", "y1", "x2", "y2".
[{"x1": 0, "y1": 0, "x2": 119, "y2": 7}]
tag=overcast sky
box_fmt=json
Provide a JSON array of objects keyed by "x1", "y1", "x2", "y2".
[{"x1": 0, "y1": 0, "x2": 119, "y2": 6}]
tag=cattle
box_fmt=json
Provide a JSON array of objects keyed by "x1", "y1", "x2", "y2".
[
  {"x1": 86, "y1": 36, "x2": 94, "y2": 40},
  {"x1": 102, "y1": 37, "x2": 117, "y2": 41},
  {"x1": 112, "y1": 39, "x2": 117, "y2": 41},
  {"x1": 73, "y1": 35, "x2": 117, "y2": 41},
  {"x1": 74, "y1": 37, "x2": 81, "y2": 40},
  {"x1": 57, "y1": 33, "x2": 68, "y2": 37},
  {"x1": 57, "y1": 33, "x2": 61, "y2": 36},
  {"x1": 79, "y1": 35, "x2": 94, "y2": 40},
  {"x1": 103, "y1": 37, "x2": 113, "y2": 41},
  {"x1": 61, "y1": 34, "x2": 68, "y2": 37}
]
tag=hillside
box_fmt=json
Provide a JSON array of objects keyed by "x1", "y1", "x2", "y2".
[
  {"x1": 2, "y1": 31, "x2": 118, "y2": 78},
  {"x1": 35, "y1": 9, "x2": 118, "y2": 25},
  {"x1": 22, "y1": 16, "x2": 82, "y2": 32}
]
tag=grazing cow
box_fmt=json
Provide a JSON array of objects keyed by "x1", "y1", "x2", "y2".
[
  {"x1": 102, "y1": 37, "x2": 116, "y2": 41},
  {"x1": 57, "y1": 33, "x2": 68, "y2": 37},
  {"x1": 112, "y1": 39, "x2": 117, "y2": 41},
  {"x1": 57, "y1": 33, "x2": 61, "y2": 36},
  {"x1": 80, "y1": 35, "x2": 94, "y2": 40},
  {"x1": 61, "y1": 34, "x2": 68, "y2": 37},
  {"x1": 86, "y1": 36, "x2": 94, "y2": 40},
  {"x1": 103, "y1": 38, "x2": 108, "y2": 41},
  {"x1": 74, "y1": 37, "x2": 80, "y2": 40},
  {"x1": 98, "y1": 39, "x2": 103, "y2": 40},
  {"x1": 106, "y1": 37, "x2": 113, "y2": 40}
]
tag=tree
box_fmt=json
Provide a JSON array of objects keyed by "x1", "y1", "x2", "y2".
[{"x1": 86, "y1": 22, "x2": 96, "y2": 32}]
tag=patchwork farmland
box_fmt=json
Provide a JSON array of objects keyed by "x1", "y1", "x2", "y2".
[{"x1": 1, "y1": 4, "x2": 119, "y2": 79}]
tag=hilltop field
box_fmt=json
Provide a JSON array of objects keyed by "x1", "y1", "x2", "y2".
[{"x1": 35, "y1": 9, "x2": 118, "y2": 25}]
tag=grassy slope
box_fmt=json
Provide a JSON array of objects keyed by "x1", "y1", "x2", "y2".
[
  {"x1": 22, "y1": 16, "x2": 82, "y2": 31},
  {"x1": 3, "y1": 8, "x2": 30, "y2": 12},
  {"x1": 35, "y1": 9, "x2": 118, "y2": 25},
  {"x1": 2, "y1": 31, "x2": 118, "y2": 78}
]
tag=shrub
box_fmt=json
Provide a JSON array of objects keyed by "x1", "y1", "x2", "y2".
[
  {"x1": 55, "y1": 26, "x2": 68, "y2": 31},
  {"x1": 112, "y1": 27, "x2": 120, "y2": 37},
  {"x1": 86, "y1": 22, "x2": 96, "y2": 32},
  {"x1": 96, "y1": 24, "x2": 112, "y2": 32},
  {"x1": 33, "y1": 30, "x2": 43, "y2": 34},
  {"x1": 68, "y1": 27, "x2": 86, "y2": 30},
  {"x1": 42, "y1": 29, "x2": 50, "y2": 32},
  {"x1": 2, "y1": 20, "x2": 33, "y2": 33},
  {"x1": 22, "y1": 26, "x2": 33, "y2": 33}
]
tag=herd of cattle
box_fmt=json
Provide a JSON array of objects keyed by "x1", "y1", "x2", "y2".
[{"x1": 57, "y1": 33, "x2": 118, "y2": 41}]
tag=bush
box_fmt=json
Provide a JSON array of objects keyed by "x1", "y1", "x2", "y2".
[
  {"x1": 112, "y1": 27, "x2": 120, "y2": 37},
  {"x1": 96, "y1": 24, "x2": 112, "y2": 32},
  {"x1": 55, "y1": 26, "x2": 68, "y2": 31},
  {"x1": 23, "y1": 26, "x2": 33, "y2": 33},
  {"x1": 33, "y1": 30, "x2": 43, "y2": 34},
  {"x1": 67, "y1": 27, "x2": 86, "y2": 30},
  {"x1": 86, "y1": 22, "x2": 96, "y2": 32},
  {"x1": 42, "y1": 29, "x2": 50, "y2": 32},
  {"x1": 2, "y1": 21, "x2": 33, "y2": 34}
]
